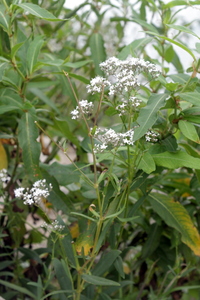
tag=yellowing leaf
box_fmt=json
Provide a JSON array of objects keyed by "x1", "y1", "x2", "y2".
[
  {"x1": 0, "y1": 141, "x2": 7, "y2": 170},
  {"x1": 123, "y1": 263, "x2": 131, "y2": 275},
  {"x1": 69, "y1": 222, "x2": 80, "y2": 239},
  {"x1": 148, "y1": 193, "x2": 200, "y2": 256},
  {"x1": 75, "y1": 221, "x2": 95, "y2": 255}
]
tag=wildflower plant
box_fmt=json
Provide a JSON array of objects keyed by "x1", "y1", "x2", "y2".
[{"x1": 1, "y1": 1, "x2": 200, "y2": 300}]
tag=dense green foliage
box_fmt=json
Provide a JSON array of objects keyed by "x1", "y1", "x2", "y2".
[{"x1": 1, "y1": 0, "x2": 200, "y2": 299}]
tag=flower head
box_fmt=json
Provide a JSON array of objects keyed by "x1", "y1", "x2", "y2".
[
  {"x1": 70, "y1": 100, "x2": 94, "y2": 120},
  {"x1": 14, "y1": 179, "x2": 52, "y2": 205},
  {"x1": 93, "y1": 128, "x2": 134, "y2": 153},
  {"x1": 86, "y1": 76, "x2": 111, "y2": 94},
  {"x1": 41, "y1": 219, "x2": 65, "y2": 232},
  {"x1": 94, "y1": 56, "x2": 161, "y2": 96},
  {"x1": 0, "y1": 169, "x2": 10, "y2": 184},
  {"x1": 145, "y1": 130, "x2": 159, "y2": 143}
]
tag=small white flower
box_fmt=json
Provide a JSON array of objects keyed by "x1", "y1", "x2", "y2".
[
  {"x1": 87, "y1": 76, "x2": 111, "y2": 94},
  {"x1": 70, "y1": 100, "x2": 94, "y2": 120},
  {"x1": 41, "y1": 220, "x2": 65, "y2": 232},
  {"x1": 98, "y1": 56, "x2": 161, "y2": 96},
  {"x1": 14, "y1": 187, "x2": 25, "y2": 198},
  {"x1": 145, "y1": 130, "x2": 159, "y2": 142},
  {"x1": 0, "y1": 169, "x2": 10, "y2": 183},
  {"x1": 14, "y1": 179, "x2": 52, "y2": 206},
  {"x1": 93, "y1": 128, "x2": 134, "y2": 153}
]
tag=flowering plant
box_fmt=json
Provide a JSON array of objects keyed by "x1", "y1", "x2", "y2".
[{"x1": 1, "y1": 1, "x2": 200, "y2": 300}]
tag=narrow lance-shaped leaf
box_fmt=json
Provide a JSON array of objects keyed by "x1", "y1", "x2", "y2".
[
  {"x1": 53, "y1": 258, "x2": 73, "y2": 293},
  {"x1": 152, "y1": 150, "x2": 200, "y2": 169},
  {"x1": 0, "y1": 279, "x2": 36, "y2": 299},
  {"x1": 92, "y1": 250, "x2": 121, "y2": 276},
  {"x1": 134, "y1": 93, "x2": 168, "y2": 141},
  {"x1": 82, "y1": 274, "x2": 120, "y2": 287},
  {"x1": 137, "y1": 151, "x2": 156, "y2": 174},
  {"x1": 148, "y1": 193, "x2": 200, "y2": 256},
  {"x1": 0, "y1": 5, "x2": 10, "y2": 33},
  {"x1": 178, "y1": 120, "x2": 200, "y2": 144},
  {"x1": 16, "y1": 3, "x2": 67, "y2": 21},
  {"x1": 27, "y1": 36, "x2": 44, "y2": 75},
  {"x1": 89, "y1": 33, "x2": 106, "y2": 75},
  {"x1": 145, "y1": 31, "x2": 196, "y2": 61},
  {"x1": 117, "y1": 37, "x2": 152, "y2": 60},
  {"x1": 166, "y1": 24, "x2": 199, "y2": 40},
  {"x1": 179, "y1": 92, "x2": 200, "y2": 106},
  {"x1": 18, "y1": 112, "x2": 41, "y2": 180},
  {"x1": 0, "y1": 90, "x2": 24, "y2": 114},
  {"x1": 163, "y1": 1, "x2": 200, "y2": 9}
]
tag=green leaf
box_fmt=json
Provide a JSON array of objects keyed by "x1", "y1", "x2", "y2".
[
  {"x1": 0, "y1": 279, "x2": 36, "y2": 299},
  {"x1": 148, "y1": 193, "x2": 200, "y2": 256},
  {"x1": 117, "y1": 37, "x2": 152, "y2": 60},
  {"x1": 18, "y1": 247, "x2": 42, "y2": 264},
  {"x1": 178, "y1": 120, "x2": 200, "y2": 143},
  {"x1": 163, "y1": 0, "x2": 200, "y2": 8},
  {"x1": 17, "y1": 3, "x2": 67, "y2": 21},
  {"x1": 53, "y1": 258, "x2": 73, "y2": 294},
  {"x1": 41, "y1": 162, "x2": 85, "y2": 185},
  {"x1": 152, "y1": 150, "x2": 200, "y2": 169},
  {"x1": 64, "y1": 60, "x2": 92, "y2": 68},
  {"x1": 134, "y1": 93, "x2": 168, "y2": 141},
  {"x1": 68, "y1": 73, "x2": 90, "y2": 84},
  {"x1": 179, "y1": 92, "x2": 200, "y2": 106},
  {"x1": 11, "y1": 42, "x2": 24, "y2": 60},
  {"x1": 114, "y1": 256, "x2": 125, "y2": 279},
  {"x1": 0, "y1": 90, "x2": 24, "y2": 113},
  {"x1": 141, "y1": 223, "x2": 162, "y2": 259},
  {"x1": 184, "y1": 115, "x2": 200, "y2": 124},
  {"x1": 53, "y1": 118, "x2": 80, "y2": 147},
  {"x1": 172, "y1": 50, "x2": 184, "y2": 73},
  {"x1": 41, "y1": 290, "x2": 75, "y2": 300},
  {"x1": 92, "y1": 250, "x2": 121, "y2": 276},
  {"x1": 0, "y1": 5, "x2": 9, "y2": 32},
  {"x1": 160, "y1": 135, "x2": 178, "y2": 152},
  {"x1": 166, "y1": 24, "x2": 199, "y2": 40},
  {"x1": 165, "y1": 45, "x2": 174, "y2": 63},
  {"x1": 89, "y1": 33, "x2": 106, "y2": 75},
  {"x1": 0, "y1": 62, "x2": 7, "y2": 81},
  {"x1": 145, "y1": 31, "x2": 196, "y2": 60},
  {"x1": 27, "y1": 36, "x2": 44, "y2": 75},
  {"x1": 18, "y1": 112, "x2": 41, "y2": 180},
  {"x1": 82, "y1": 274, "x2": 120, "y2": 286},
  {"x1": 169, "y1": 73, "x2": 189, "y2": 84},
  {"x1": 70, "y1": 212, "x2": 96, "y2": 222},
  {"x1": 137, "y1": 152, "x2": 156, "y2": 174},
  {"x1": 131, "y1": 18, "x2": 159, "y2": 33},
  {"x1": 29, "y1": 88, "x2": 59, "y2": 113}
]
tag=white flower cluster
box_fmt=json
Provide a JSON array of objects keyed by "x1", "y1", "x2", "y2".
[
  {"x1": 116, "y1": 96, "x2": 142, "y2": 116},
  {"x1": 86, "y1": 76, "x2": 111, "y2": 94},
  {"x1": 70, "y1": 100, "x2": 94, "y2": 120},
  {"x1": 41, "y1": 219, "x2": 65, "y2": 232},
  {"x1": 145, "y1": 130, "x2": 159, "y2": 142},
  {"x1": 87, "y1": 56, "x2": 161, "y2": 96},
  {"x1": 14, "y1": 179, "x2": 52, "y2": 205},
  {"x1": 0, "y1": 169, "x2": 10, "y2": 184},
  {"x1": 93, "y1": 128, "x2": 134, "y2": 153}
]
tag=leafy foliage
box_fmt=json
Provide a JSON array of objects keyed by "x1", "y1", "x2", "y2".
[{"x1": 1, "y1": 1, "x2": 200, "y2": 300}]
